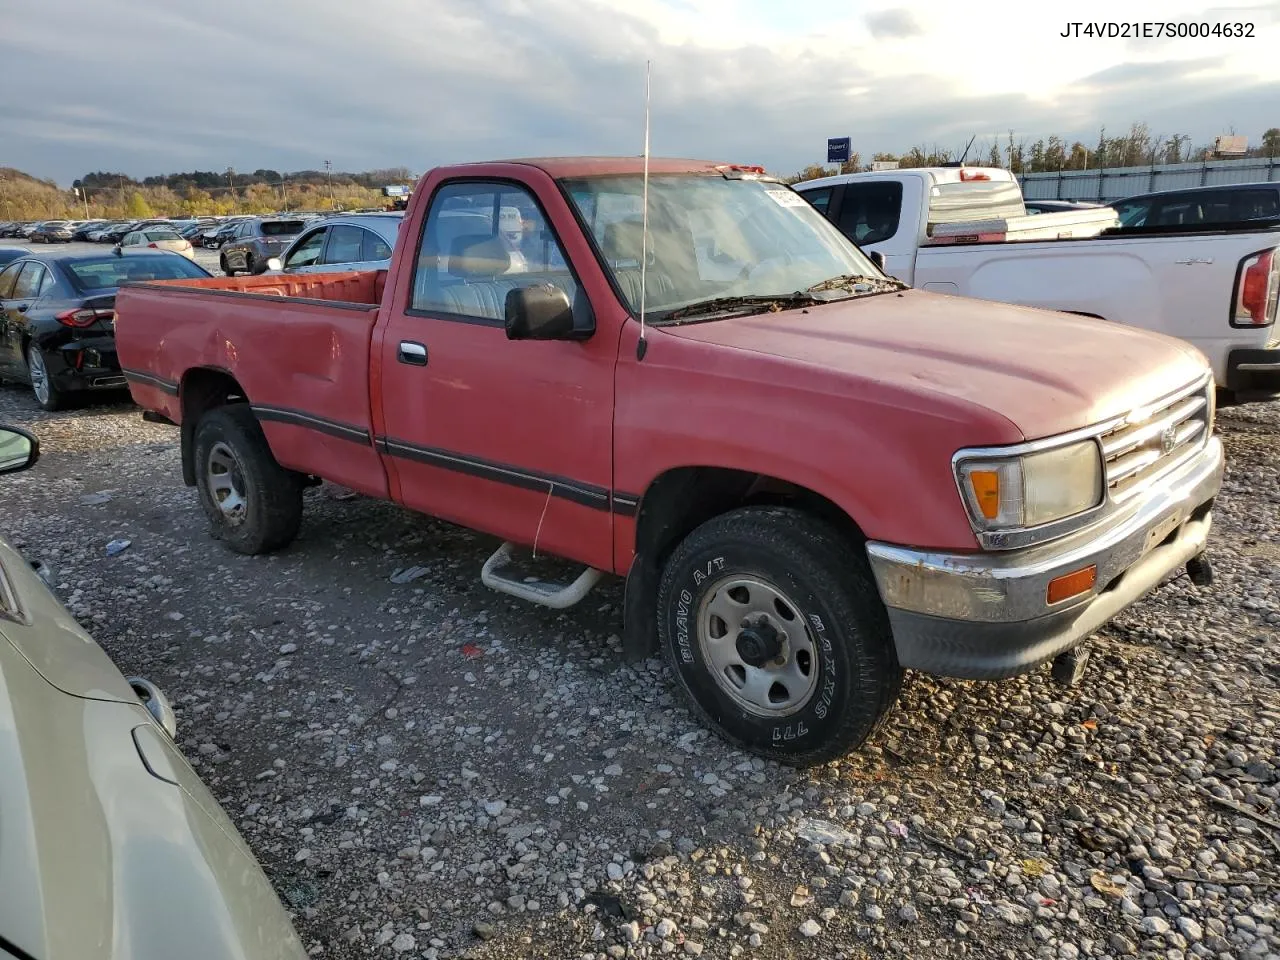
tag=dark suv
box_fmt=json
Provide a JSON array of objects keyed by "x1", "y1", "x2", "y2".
[
  {"x1": 1113, "y1": 183, "x2": 1280, "y2": 228},
  {"x1": 219, "y1": 218, "x2": 307, "y2": 275}
]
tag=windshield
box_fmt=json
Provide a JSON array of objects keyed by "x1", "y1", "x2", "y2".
[
  {"x1": 66, "y1": 255, "x2": 210, "y2": 289},
  {"x1": 562, "y1": 174, "x2": 884, "y2": 321},
  {"x1": 144, "y1": 230, "x2": 181, "y2": 240}
]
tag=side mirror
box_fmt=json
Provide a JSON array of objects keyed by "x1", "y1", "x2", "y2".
[
  {"x1": 0, "y1": 425, "x2": 39, "y2": 475},
  {"x1": 265, "y1": 257, "x2": 283, "y2": 273},
  {"x1": 869, "y1": 250, "x2": 886, "y2": 271},
  {"x1": 505, "y1": 284, "x2": 587, "y2": 341}
]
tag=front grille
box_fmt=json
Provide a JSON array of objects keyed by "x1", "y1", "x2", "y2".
[{"x1": 1099, "y1": 379, "x2": 1212, "y2": 503}]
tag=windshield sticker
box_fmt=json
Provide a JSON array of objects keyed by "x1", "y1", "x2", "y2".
[{"x1": 765, "y1": 189, "x2": 808, "y2": 208}]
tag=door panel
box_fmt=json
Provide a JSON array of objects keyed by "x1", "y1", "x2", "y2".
[
  {"x1": 0, "y1": 262, "x2": 24, "y2": 374},
  {"x1": 0, "y1": 264, "x2": 45, "y2": 376},
  {"x1": 375, "y1": 180, "x2": 616, "y2": 571}
]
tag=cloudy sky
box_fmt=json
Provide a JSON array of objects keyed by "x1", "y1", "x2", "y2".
[{"x1": 3, "y1": 0, "x2": 1279, "y2": 184}]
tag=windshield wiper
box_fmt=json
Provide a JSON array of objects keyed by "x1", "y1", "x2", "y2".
[
  {"x1": 806, "y1": 273, "x2": 908, "y2": 294},
  {"x1": 656, "y1": 293, "x2": 822, "y2": 324}
]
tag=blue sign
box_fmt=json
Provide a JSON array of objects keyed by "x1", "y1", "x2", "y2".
[{"x1": 827, "y1": 137, "x2": 851, "y2": 164}]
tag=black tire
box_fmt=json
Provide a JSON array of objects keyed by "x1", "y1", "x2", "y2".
[
  {"x1": 245, "y1": 254, "x2": 258, "y2": 275},
  {"x1": 220, "y1": 254, "x2": 235, "y2": 276},
  {"x1": 656, "y1": 506, "x2": 902, "y2": 767},
  {"x1": 193, "y1": 404, "x2": 303, "y2": 555}
]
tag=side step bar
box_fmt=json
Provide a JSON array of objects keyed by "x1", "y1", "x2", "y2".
[{"x1": 481, "y1": 542, "x2": 602, "y2": 610}]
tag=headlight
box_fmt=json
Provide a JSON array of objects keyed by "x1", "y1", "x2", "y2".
[{"x1": 955, "y1": 439, "x2": 1104, "y2": 532}]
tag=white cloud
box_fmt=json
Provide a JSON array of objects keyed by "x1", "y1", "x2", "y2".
[{"x1": 1, "y1": 0, "x2": 1277, "y2": 183}]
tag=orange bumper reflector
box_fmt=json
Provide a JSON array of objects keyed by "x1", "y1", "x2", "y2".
[
  {"x1": 1047, "y1": 565, "x2": 1097, "y2": 605},
  {"x1": 969, "y1": 471, "x2": 1000, "y2": 519}
]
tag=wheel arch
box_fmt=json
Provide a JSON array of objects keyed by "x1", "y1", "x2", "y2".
[
  {"x1": 179, "y1": 366, "x2": 249, "y2": 486},
  {"x1": 621, "y1": 464, "x2": 869, "y2": 662}
]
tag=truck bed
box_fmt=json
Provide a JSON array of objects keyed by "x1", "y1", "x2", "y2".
[
  {"x1": 114, "y1": 270, "x2": 391, "y2": 498},
  {"x1": 145, "y1": 268, "x2": 389, "y2": 304}
]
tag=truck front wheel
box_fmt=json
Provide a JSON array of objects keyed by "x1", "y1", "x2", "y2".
[
  {"x1": 656, "y1": 506, "x2": 902, "y2": 766},
  {"x1": 193, "y1": 405, "x2": 303, "y2": 555}
]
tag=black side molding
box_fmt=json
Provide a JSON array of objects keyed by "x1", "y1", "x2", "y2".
[{"x1": 142, "y1": 410, "x2": 176, "y2": 426}]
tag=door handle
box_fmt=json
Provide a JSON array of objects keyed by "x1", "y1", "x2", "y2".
[
  {"x1": 16, "y1": 304, "x2": 28, "y2": 313},
  {"x1": 398, "y1": 340, "x2": 427, "y2": 365}
]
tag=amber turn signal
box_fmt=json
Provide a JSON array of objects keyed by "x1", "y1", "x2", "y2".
[
  {"x1": 968, "y1": 470, "x2": 1001, "y2": 519},
  {"x1": 1046, "y1": 565, "x2": 1097, "y2": 605}
]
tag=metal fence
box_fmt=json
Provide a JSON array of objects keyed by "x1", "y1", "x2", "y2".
[{"x1": 1019, "y1": 156, "x2": 1280, "y2": 202}]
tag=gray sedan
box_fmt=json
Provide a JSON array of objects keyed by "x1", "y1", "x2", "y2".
[
  {"x1": 0, "y1": 424, "x2": 306, "y2": 960},
  {"x1": 269, "y1": 212, "x2": 402, "y2": 274}
]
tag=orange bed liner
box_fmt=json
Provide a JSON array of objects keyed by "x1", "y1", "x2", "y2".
[{"x1": 146, "y1": 269, "x2": 388, "y2": 305}]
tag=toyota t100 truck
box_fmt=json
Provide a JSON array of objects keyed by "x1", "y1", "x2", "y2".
[{"x1": 114, "y1": 157, "x2": 1224, "y2": 766}]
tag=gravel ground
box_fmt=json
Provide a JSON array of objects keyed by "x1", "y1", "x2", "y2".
[{"x1": 1, "y1": 380, "x2": 1277, "y2": 960}]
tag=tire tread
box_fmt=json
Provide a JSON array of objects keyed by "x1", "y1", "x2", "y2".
[
  {"x1": 658, "y1": 505, "x2": 903, "y2": 767},
  {"x1": 194, "y1": 404, "x2": 303, "y2": 555}
]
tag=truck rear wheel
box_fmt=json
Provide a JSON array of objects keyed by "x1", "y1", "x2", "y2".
[
  {"x1": 656, "y1": 506, "x2": 902, "y2": 767},
  {"x1": 193, "y1": 404, "x2": 303, "y2": 555}
]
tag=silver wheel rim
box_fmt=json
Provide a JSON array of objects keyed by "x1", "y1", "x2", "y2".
[
  {"x1": 696, "y1": 575, "x2": 819, "y2": 717},
  {"x1": 206, "y1": 442, "x2": 248, "y2": 524},
  {"x1": 28, "y1": 349, "x2": 50, "y2": 405}
]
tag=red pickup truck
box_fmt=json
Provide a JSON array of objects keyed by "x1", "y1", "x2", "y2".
[{"x1": 115, "y1": 157, "x2": 1224, "y2": 766}]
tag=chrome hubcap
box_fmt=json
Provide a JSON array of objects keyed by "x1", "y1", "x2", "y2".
[
  {"x1": 206, "y1": 442, "x2": 248, "y2": 524},
  {"x1": 697, "y1": 575, "x2": 819, "y2": 717},
  {"x1": 28, "y1": 349, "x2": 49, "y2": 404}
]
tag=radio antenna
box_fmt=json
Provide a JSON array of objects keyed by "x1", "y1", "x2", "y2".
[{"x1": 637, "y1": 59, "x2": 651, "y2": 361}]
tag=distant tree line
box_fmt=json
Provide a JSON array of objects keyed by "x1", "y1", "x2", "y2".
[
  {"x1": 0, "y1": 165, "x2": 418, "y2": 221},
  {"x1": 784, "y1": 124, "x2": 1280, "y2": 183}
]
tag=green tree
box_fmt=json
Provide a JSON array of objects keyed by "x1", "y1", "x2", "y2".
[
  {"x1": 125, "y1": 192, "x2": 153, "y2": 218},
  {"x1": 1044, "y1": 136, "x2": 1067, "y2": 171},
  {"x1": 986, "y1": 143, "x2": 1002, "y2": 168},
  {"x1": 1263, "y1": 128, "x2": 1280, "y2": 158},
  {"x1": 1067, "y1": 142, "x2": 1089, "y2": 170}
]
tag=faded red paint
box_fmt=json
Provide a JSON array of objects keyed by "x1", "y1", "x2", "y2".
[{"x1": 115, "y1": 156, "x2": 1203, "y2": 579}]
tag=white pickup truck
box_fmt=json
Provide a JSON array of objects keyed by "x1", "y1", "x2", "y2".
[{"x1": 793, "y1": 166, "x2": 1280, "y2": 399}]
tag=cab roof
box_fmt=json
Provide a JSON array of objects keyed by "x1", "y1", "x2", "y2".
[{"x1": 440, "y1": 156, "x2": 765, "y2": 179}]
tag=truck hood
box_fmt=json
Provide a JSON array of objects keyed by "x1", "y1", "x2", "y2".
[{"x1": 663, "y1": 289, "x2": 1209, "y2": 439}]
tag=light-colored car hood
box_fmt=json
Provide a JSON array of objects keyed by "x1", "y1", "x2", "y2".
[
  {"x1": 665, "y1": 288, "x2": 1210, "y2": 441},
  {"x1": 0, "y1": 535, "x2": 306, "y2": 960}
]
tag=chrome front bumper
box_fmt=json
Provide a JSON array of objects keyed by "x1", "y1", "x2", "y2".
[{"x1": 865, "y1": 435, "x2": 1224, "y2": 679}]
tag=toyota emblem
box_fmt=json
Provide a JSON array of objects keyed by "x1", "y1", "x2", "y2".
[{"x1": 1159, "y1": 425, "x2": 1177, "y2": 454}]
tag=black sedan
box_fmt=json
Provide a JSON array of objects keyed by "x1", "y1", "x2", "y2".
[
  {"x1": 99, "y1": 222, "x2": 141, "y2": 244},
  {"x1": 0, "y1": 251, "x2": 212, "y2": 410},
  {"x1": 72, "y1": 220, "x2": 110, "y2": 241}
]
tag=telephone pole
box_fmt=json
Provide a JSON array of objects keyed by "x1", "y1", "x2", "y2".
[
  {"x1": 324, "y1": 160, "x2": 334, "y2": 206},
  {"x1": 227, "y1": 167, "x2": 236, "y2": 212}
]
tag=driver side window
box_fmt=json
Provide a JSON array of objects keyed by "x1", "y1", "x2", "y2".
[
  {"x1": 410, "y1": 180, "x2": 578, "y2": 323},
  {"x1": 0, "y1": 263, "x2": 21, "y2": 299},
  {"x1": 836, "y1": 183, "x2": 903, "y2": 245},
  {"x1": 286, "y1": 228, "x2": 327, "y2": 269}
]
